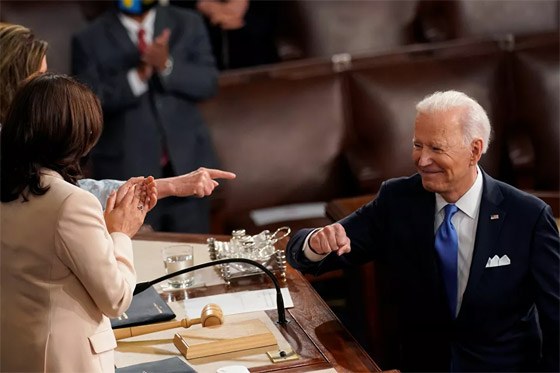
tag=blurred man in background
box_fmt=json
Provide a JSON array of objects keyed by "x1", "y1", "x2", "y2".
[{"x1": 72, "y1": 0, "x2": 219, "y2": 233}]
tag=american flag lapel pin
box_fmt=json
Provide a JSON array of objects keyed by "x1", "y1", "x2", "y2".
[{"x1": 490, "y1": 214, "x2": 499, "y2": 220}]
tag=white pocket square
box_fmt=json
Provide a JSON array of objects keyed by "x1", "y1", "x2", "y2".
[{"x1": 485, "y1": 255, "x2": 511, "y2": 268}]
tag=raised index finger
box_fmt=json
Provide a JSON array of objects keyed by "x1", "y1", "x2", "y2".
[{"x1": 206, "y1": 169, "x2": 237, "y2": 180}]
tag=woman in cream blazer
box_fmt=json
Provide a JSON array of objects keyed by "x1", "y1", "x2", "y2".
[{"x1": 1, "y1": 74, "x2": 150, "y2": 372}]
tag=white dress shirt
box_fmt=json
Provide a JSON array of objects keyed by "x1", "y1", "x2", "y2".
[
  {"x1": 435, "y1": 166, "x2": 483, "y2": 316},
  {"x1": 118, "y1": 9, "x2": 156, "y2": 96},
  {"x1": 303, "y1": 166, "x2": 484, "y2": 316}
]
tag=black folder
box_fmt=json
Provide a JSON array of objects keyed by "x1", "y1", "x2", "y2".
[
  {"x1": 116, "y1": 357, "x2": 196, "y2": 372},
  {"x1": 111, "y1": 286, "x2": 175, "y2": 329}
]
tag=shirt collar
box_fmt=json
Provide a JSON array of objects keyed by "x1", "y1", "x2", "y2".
[
  {"x1": 118, "y1": 8, "x2": 156, "y2": 36},
  {"x1": 435, "y1": 165, "x2": 483, "y2": 218}
]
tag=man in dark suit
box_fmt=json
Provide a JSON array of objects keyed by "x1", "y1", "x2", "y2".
[
  {"x1": 72, "y1": 0, "x2": 218, "y2": 233},
  {"x1": 287, "y1": 91, "x2": 559, "y2": 372}
]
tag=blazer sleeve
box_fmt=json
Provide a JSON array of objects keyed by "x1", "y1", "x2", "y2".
[
  {"x1": 531, "y1": 205, "x2": 560, "y2": 371},
  {"x1": 77, "y1": 179, "x2": 125, "y2": 210},
  {"x1": 158, "y1": 12, "x2": 218, "y2": 101},
  {"x1": 71, "y1": 33, "x2": 140, "y2": 113},
  {"x1": 286, "y1": 182, "x2": 389, "y2": 276},
  {"x1": 54, "y1": 190, "x2": 136, "y2": 318}
]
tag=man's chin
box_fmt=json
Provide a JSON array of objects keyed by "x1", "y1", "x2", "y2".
[{"x1": 420, "y1": 178, "x2": 441, "y2": 193}]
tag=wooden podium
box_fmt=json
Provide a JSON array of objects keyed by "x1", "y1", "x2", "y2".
[{"x1": 122, "y1": 231, "x2": 382, "y2": 372}]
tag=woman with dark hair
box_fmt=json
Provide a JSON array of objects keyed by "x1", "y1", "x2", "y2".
[
  {"x1": 1, "y1": 73, "x2": 146, "y2": 372},
  {"x1": 0, "y1": 22, "x2": 234, "y2": 213}
]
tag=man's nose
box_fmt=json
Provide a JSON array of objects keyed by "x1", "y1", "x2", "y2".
[{"x1": 417, "y1": 149, "x2": 432, "y2": 167}]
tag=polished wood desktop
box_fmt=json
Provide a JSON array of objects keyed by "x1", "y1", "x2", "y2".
[{"x1": 132, "y1": 231, "x2": 384, "y2": 373}]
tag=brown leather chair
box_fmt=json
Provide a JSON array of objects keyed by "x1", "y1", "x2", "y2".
[
  {"x1": 201, "y1": 64, "x2": 358, "y2": 234},
  {"x1": 509, "y1": 32, "x2": 559, "y2": 191}
]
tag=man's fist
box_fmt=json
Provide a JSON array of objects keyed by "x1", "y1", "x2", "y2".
[{"x1": 309, "y1": 223, "x2": 351, "y2": 256}]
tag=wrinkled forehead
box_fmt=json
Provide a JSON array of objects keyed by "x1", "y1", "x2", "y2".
[
  {"x1": 414, "y1": 108, "x2": 467, "y2": 142},
  {"x1": 415, "y1": 107, "x2": 467, "y2": 129}
]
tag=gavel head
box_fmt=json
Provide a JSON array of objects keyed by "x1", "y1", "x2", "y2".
[{"x1": 201, "y1": 303, "x2": 224, "y2": 327}]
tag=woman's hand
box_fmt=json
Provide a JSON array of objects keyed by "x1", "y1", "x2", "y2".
[
  {"x1": 155, "y1": 167, "x2": 236, "y2": 199},
  {"x1": 142, "y1": 176, "x2": 158, "y2": 212},
  {"x1": 115, "y1": 176, "x2": 157, "y2": 212},
  {"x1": 104, "y1": 185, "x2": 147, "y2": 238}
]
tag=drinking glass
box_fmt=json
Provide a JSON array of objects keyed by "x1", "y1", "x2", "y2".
[{"x1": 162, "y1": 245, "x2": 194, "y2": 288}]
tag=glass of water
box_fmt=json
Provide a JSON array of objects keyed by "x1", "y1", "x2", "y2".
[{"x1": 162, "y1": 245, "x2": 194, "y2": 289}]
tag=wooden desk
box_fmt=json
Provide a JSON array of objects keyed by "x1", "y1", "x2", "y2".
[{"x1": 132, "y1": 231, "x2": 382, "y2": 373}]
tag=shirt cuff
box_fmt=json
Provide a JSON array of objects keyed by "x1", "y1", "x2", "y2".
[
  {"x1": 303, "y1": 228, "x2": 329, "y2": 262},
  {"x1": 127, "y1": 68, "x2": 149, "y2": 97}
]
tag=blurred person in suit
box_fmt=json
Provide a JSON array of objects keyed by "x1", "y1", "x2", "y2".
[
  {"x1": 0, "y1": 73, "x2": 146, "y2": 372},
  {"x1": 1, "y1": 22, "x2": 234, "y2": 212},
  {"x1": 72, "y1": 0, "x2": 219, "y2": 233},
  {"x1": 287, "y1": 91, "x2": 559, "y2": 372},
  {"x1": 172, "y1": 0, "x2": 279, "y2": 70}
]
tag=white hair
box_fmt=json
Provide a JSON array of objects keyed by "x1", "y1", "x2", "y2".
[{"x1": 416, "y1": 90, "x2": 492, "y2": 153}]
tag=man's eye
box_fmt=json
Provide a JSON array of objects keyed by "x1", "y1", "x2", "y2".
[
  {"x1": 413, "y1": 143, "x2": 422, "y2": 149},
  {"x1": 431, "y1": 146, "x2": 443, "y2": 152}
]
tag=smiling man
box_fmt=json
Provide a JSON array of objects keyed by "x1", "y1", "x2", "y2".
[{"x1": 286, "y1": 91, "x2": 559, "y2": 372}]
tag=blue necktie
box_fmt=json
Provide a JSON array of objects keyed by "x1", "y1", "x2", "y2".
[{"x1": 435, "y1": 204, "x2": 459, "y2": 318}]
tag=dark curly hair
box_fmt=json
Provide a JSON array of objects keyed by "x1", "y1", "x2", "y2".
[{"x1": 1, "y1": 73, "x2": 103, "y2": 202}]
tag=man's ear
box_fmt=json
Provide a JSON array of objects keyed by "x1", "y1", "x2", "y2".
[{"x1": 470, "y1": 138, "x2": 484, "y2": 165}]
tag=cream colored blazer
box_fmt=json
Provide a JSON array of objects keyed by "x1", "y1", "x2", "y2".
[{"x1": 1, "y1": 170, "x2": 136, "y2": 372}]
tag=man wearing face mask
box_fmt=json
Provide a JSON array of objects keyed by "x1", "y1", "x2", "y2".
[{"x1": 72, "y1": 0, "x2": 219, "y2": 233}]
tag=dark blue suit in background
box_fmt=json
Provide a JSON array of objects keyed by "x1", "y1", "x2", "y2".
[
  {"x1": 287, "y1": 171, "x2": 559, "y2": 372},
  {"x1": 72, "y1": 5, "x2": 218, "y2": 232}
]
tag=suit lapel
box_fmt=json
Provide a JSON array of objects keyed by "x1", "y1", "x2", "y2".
[
  {"x1": 459, "y1": 171, "x2": 505, "y2": 316},
  {"x1": 153, "y1": 6, "x2": 169, "y2": 43},
  {"x1": 105, "y1": 11, "x2": 138, "y2": 56},
  {"x1": 410, "y1": 176, "x2": 438, "y2": 273}
]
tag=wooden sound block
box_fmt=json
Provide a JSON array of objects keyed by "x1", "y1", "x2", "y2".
[{"x1": 173, "y1": 319, "x2": 277, "y2": 360}]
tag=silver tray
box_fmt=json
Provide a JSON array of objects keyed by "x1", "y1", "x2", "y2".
[{"x1": 207, "y1": 227, "x2": 290, "y2": 285}]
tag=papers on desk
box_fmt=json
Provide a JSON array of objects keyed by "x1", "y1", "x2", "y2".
[
  {"x1": 116, "y1": 357, "x2": 195, "y2": 373},
  {"x1": 249, "y1": 202, "x2": 326, "y2": 226},
  {"x1": 178, "y1": 288, "x2": 294, "y2": 319}
]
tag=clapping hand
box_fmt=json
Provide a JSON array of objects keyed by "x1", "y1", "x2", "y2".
[
  {"x1": 104, "y1": 184, "x2": 147, "y2": 238},
  {"x1": 142, "y1": 29, "x2": 171, "y2": 72},
  {"x1": 114, "y1": 176, "x2": 157, "y2": 212}
]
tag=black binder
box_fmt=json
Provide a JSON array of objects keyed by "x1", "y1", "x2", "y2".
[
  {"x1": 116, "y1": 357, "x2": 196, "y2": 372},
  {"x1": 111, "y1": 286, "x2": 175, "y2": 329}
]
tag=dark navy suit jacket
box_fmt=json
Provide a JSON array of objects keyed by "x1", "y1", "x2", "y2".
[{"x1": 287, "y1": 171, "x2": 559, "y2": 372}]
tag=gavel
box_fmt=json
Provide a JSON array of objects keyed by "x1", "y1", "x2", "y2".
[{"x1": 114, "y1": 303, "x2": 224, "y2": 340}]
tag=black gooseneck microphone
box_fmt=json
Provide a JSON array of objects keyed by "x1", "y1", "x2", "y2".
[{"x1": 133, "y1": 258, "x2": 289, "y2": 325}]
